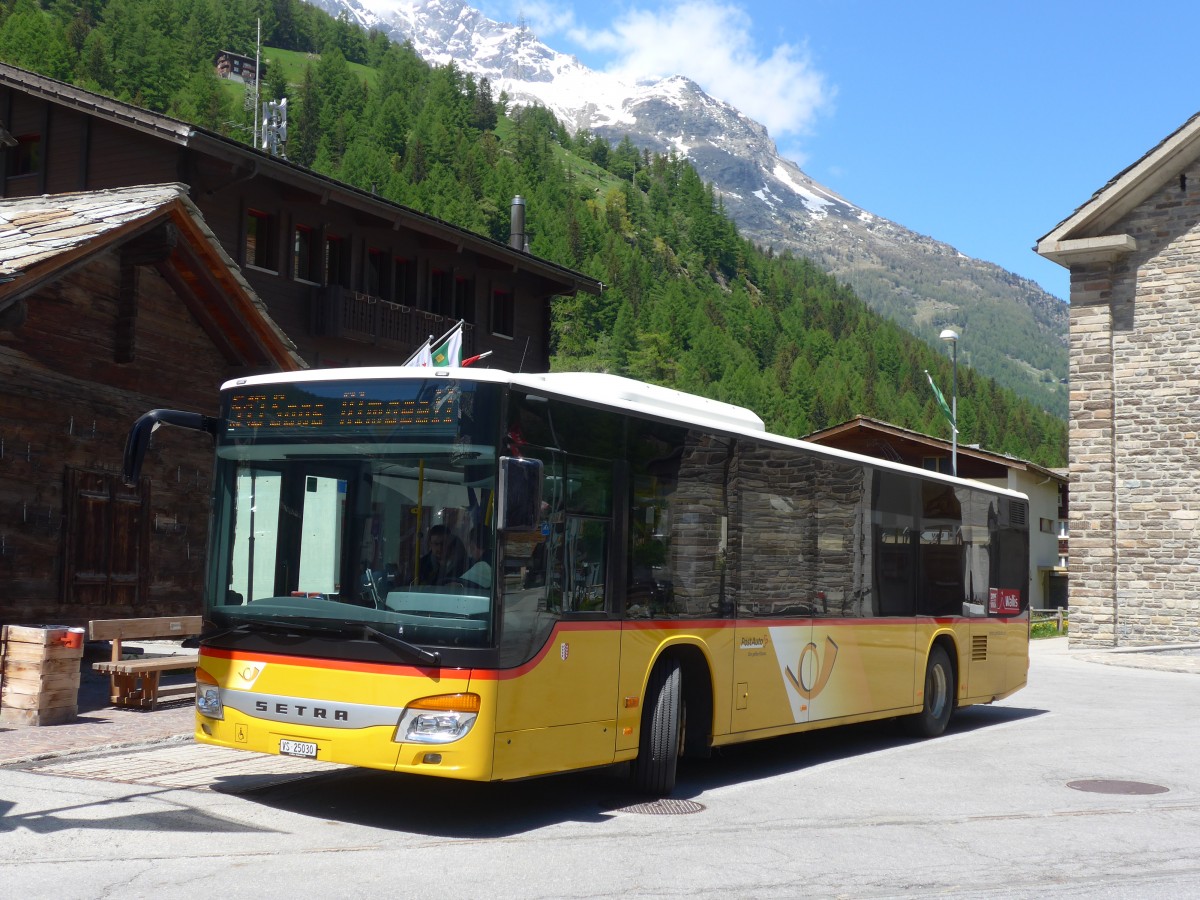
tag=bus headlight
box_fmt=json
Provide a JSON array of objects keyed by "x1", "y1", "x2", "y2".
[
  {"x1": 195, "y1": 671, "x2": 223, "y2": 719},
  {"x1": 395, "y1": 693, "x2": 480, "y2": 744}
]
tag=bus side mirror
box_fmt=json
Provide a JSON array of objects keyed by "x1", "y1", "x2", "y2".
[{"x1": 497, "y1": 457, "x2": 543, "y2": 531}]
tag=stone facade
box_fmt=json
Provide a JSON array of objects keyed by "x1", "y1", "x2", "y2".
[{"x1": 1041, "y1": 142, "x2": 1200, "y2": 646}]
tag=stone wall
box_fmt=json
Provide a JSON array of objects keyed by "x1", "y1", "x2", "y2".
[{"x1": 1069, "y1": 163, "x2": 1200, "y2": 645}]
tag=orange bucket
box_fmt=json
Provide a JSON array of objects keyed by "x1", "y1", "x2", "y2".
[{"x1": 60, "y1": 627, "x2": 85, "y2": 650}]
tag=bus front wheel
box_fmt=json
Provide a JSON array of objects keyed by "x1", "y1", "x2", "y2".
[
  {"x1": 903, "y1": 645, "x2": 954, "y2": 738},
  {"x1": 631, "y1": 658, "x2": 683, "y2": 796}
]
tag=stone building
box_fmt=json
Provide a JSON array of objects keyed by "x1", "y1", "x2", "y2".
[{"x1": 1037, "y1": 111, "x2": 1200, "y2": 646}]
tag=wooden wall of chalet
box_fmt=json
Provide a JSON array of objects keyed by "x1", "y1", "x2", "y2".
[
  {"x1": 0, "y1": 251, "x2": 228, "y2": 627},
  {"x1": 1, "y1": 85, "x2": 558, "y2": 373}
]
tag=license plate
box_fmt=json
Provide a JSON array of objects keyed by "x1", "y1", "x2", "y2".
[{"x1": 279, "y1": 739, "x2": 318, "y2": 759}]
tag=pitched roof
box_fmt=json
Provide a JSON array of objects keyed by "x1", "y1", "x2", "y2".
[
  {"x1": 0, "y1": 183, "x2": 190, "y2": 274},
  {"x1": 803, "y1": 415, "x2": 1067, "y2": 484},
  {"x1": 0, "y1": 183, "x2": 305, "y2": 371},
  {"x1": 0, "y1": 62, "x2": 603, "y2": 298},
  {"x1": 1037, "y1": 109, "x2": 1200, "y2": 265}
]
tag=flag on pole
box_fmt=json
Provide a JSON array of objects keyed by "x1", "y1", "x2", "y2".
[
  {"x1": 431, "y1": 322, "x2": 463, "y2": 367},
  {"x1": 404, "y1": 339, "x2": 433, "y2": 367},
  {"x1": 925, "y1": 370, "x2": 958, "y2": 434},
  {"x1": 461, "y1": 350, "x2": 493, "y2": 368}
]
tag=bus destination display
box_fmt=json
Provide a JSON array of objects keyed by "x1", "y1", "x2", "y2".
[{"x1": 225, "y1": 384, "x2": 458, "y2": 435}]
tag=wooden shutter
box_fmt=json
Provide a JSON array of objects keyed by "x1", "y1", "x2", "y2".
[{"x1": 62, "y1": 468, "x2": 150, "y2": 607}]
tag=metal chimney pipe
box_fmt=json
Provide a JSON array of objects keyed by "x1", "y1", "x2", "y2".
[{"x1": 509, "y1": 196, "x2": 526, "y2": 251}]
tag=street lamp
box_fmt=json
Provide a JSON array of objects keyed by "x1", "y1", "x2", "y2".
[{"x1": 939, "y1": 329, "x2": 959, "y2": 476}]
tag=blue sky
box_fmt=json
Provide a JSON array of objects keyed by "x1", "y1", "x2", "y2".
[{"x1": 472, "y1": 0, "x2": 1200, "y2": 302}]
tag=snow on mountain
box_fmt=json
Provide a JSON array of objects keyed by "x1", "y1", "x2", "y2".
[
  {"x1": 302, "y1": 0, "x2": 1068, "y2": 415},
  {"x1": 307, "y1": 0, "x2": 854, "y2": 220}
]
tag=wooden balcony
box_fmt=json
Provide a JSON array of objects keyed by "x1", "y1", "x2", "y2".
[{"x1": 311, "y1": 286, "x2": 475, "y2": 355}]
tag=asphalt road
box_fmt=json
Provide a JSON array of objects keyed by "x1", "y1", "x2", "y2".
[{"x1": 2, "y1": 638, "x2": 1198, "y2": 899}]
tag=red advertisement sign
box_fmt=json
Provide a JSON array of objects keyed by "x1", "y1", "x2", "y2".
[{"x1": 989, "y1": 587, "x2": 1021, "y2": 615}]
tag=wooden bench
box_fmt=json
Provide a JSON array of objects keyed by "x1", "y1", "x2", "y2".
[{"x1": 87, "y1": 616, "x2": 202, "y2": 710}]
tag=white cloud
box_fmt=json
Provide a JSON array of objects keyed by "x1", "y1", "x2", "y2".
[
  {"x1": 506, "y1": 1, "x2": 832, "y2": 141},
  {"x1": 503, "y1": 0, "x2": 582, "y2": 36}
]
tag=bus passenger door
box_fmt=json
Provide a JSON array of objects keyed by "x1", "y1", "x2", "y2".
[{"x1": 493, "y1": 454, "x2": 622, "y2": 779}]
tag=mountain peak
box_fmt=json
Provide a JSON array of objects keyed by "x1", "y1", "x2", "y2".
[{"x1": 301, "y1": 0, "x2": 1068, "y2": 415}]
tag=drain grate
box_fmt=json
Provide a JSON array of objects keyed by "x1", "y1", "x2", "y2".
[
  {"x1": 610, "y1": 798, "x2": 706, "y2": 816},
  {"x1": 1067, "y1": 779, "x2": 1168, "y2": 795}
]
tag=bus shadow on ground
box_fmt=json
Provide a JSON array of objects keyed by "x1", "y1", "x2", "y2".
[{"x1": 241, "y1": 704, "x2": 1045, "y2": 838}]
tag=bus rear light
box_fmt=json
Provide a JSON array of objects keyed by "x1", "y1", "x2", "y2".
[{"x1": 395, "y1": 693, "x2": 481, "y2": 744}]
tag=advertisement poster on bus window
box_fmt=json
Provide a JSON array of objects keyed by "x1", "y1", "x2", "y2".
[{"x1": 989, "y1": 587, "x2": 1021, "y2": 615}]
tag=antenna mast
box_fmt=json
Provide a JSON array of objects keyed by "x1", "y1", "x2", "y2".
[{"x1": 253, "y1": 18, "x2": 261, "y2": 149}]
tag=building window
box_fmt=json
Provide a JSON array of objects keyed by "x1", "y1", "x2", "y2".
[
  {"x1": 7, "y1": 133, "x2": 41, "y2": 178},
  {"x1": 1040, "y1": 518, "x2": 1054, "y2": 534},
  {"x1": 325, "y1": 234, "x2": 347, "y2": 287},
  {"x1": 922, "y1": 456, "x2": 951, "y2": 475},
  {"x1": 245, "y1": 209, "x2": 275, "y2": 270},
  {"x1": 455, "y1": 276, "x2": 475, "y2": 323},
  {"x1": 491, "y1": 287, "x2": 514, "y2": 337},
  {"x1": 293, "y1": 225, "x2": 317, "y2": 282},
  {"x1": 366, "y1": 248, "x2": 388, "y2": 298},
  {"x1": 393, "y1": 257, "x2": 413, "y2": 304},
  {"x1": 430, "y1": 268, "x2": 453, "y2": 316},
  {"x1": 1057, "y1": 520, "x2": 1069, "y2": 539}
]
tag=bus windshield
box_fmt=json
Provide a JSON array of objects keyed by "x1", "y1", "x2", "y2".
[{"x1": 204, "y1": 378, "x2": 501, "y2": 650}]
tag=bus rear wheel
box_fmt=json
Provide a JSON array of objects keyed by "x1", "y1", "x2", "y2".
[
  {"x1": 903, "y1": 645, "x2": 954, "y2": 738},
  {"x1": 631, "y1": 658, "x2": 683, "y2": 796}
]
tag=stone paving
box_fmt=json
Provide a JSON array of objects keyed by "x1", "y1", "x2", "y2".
[{"x1": 0, "y1": 638, "x2": 1195, "y2": 772}]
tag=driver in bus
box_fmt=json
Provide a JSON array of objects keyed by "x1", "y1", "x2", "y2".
[{"x1": 414, "y1": 524, "x2": 468, "y2": 586}]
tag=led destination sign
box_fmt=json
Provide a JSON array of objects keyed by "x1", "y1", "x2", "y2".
[{"x1": 224, "y1": 382, "x2": 460, "y2": 436}]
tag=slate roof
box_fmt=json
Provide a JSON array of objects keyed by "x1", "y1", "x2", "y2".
[
  {"x1": 1037, "y1": 109, "x2": 1200, "y2": 252},
  {"x1": 0, "y1": 183, "x2": 305, "y2": 371},
  {"x1": 0, "y1": 184, "x2": 196, "y2": 276}
]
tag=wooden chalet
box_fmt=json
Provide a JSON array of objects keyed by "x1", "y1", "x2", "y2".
[
  {"x1": 0, "y1": 62, "x2": 601, "y2": 628},
  {"x1": 0, "y1": 183, "x2": 304, "y2": 627},
  {"x1": 0, "y1": 62, "x2": 602, "y2": 374}
]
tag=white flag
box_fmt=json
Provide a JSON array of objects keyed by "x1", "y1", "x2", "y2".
[{"x1": 405, "y1": 339, "x2": 433, "y2": 367}]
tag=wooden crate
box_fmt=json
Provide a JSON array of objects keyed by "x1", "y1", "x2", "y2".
[{"x1": 0, "y1": 625, "x2": 83, "y2": 726}]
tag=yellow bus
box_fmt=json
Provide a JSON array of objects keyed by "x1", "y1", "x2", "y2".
[{"x1": 125, "y1": 368, "x2": 1029, "y2": 795}]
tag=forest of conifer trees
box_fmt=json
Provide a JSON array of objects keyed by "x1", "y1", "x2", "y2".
[{"x1": 0, "y1": 0, "x2": 1067, "y2": 465}]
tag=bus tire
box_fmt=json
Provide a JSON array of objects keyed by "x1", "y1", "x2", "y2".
[
  {"x1": 903, "y1": 645, "x2": 954, "y2": 738},
  {"x1": 631, "y1": 658, "x2": 683, "y2": 796}
]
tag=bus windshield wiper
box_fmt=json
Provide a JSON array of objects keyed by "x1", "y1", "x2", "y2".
[
  {"x1": 203, "y1": 614, "x2": 440, "y2": 665},
  {"x1": 361, "y1": 624, "x2": 441, "y2": 666}
]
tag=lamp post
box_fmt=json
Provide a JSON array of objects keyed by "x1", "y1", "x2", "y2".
[{"x1": 939, "y1": 329, "x2": 959, "y2": 476}]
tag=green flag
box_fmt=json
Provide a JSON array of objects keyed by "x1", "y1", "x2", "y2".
[
  {"x1": 925, "y1": 370, "x2": 958, "y2": 434},
  {"x1": 431, "y1": 325, "x2": 463, "y2": 367}
]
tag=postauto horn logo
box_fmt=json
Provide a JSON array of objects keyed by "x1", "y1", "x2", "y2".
[{"x1": 785, "y1": 637, "x2": 839, "y2": 699}]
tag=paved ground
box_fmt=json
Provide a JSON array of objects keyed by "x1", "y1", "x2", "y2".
[
  {"x1": 4, "y1": 634, "x2": 1200, "y2": 899},
  {"x1": 0, "y1": 636, "x2": 1196, "y2": 768}
]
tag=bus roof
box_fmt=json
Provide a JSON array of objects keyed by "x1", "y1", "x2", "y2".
[{"x1": 220, "y1": 367, "x2": 1028, "y2": 502}]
